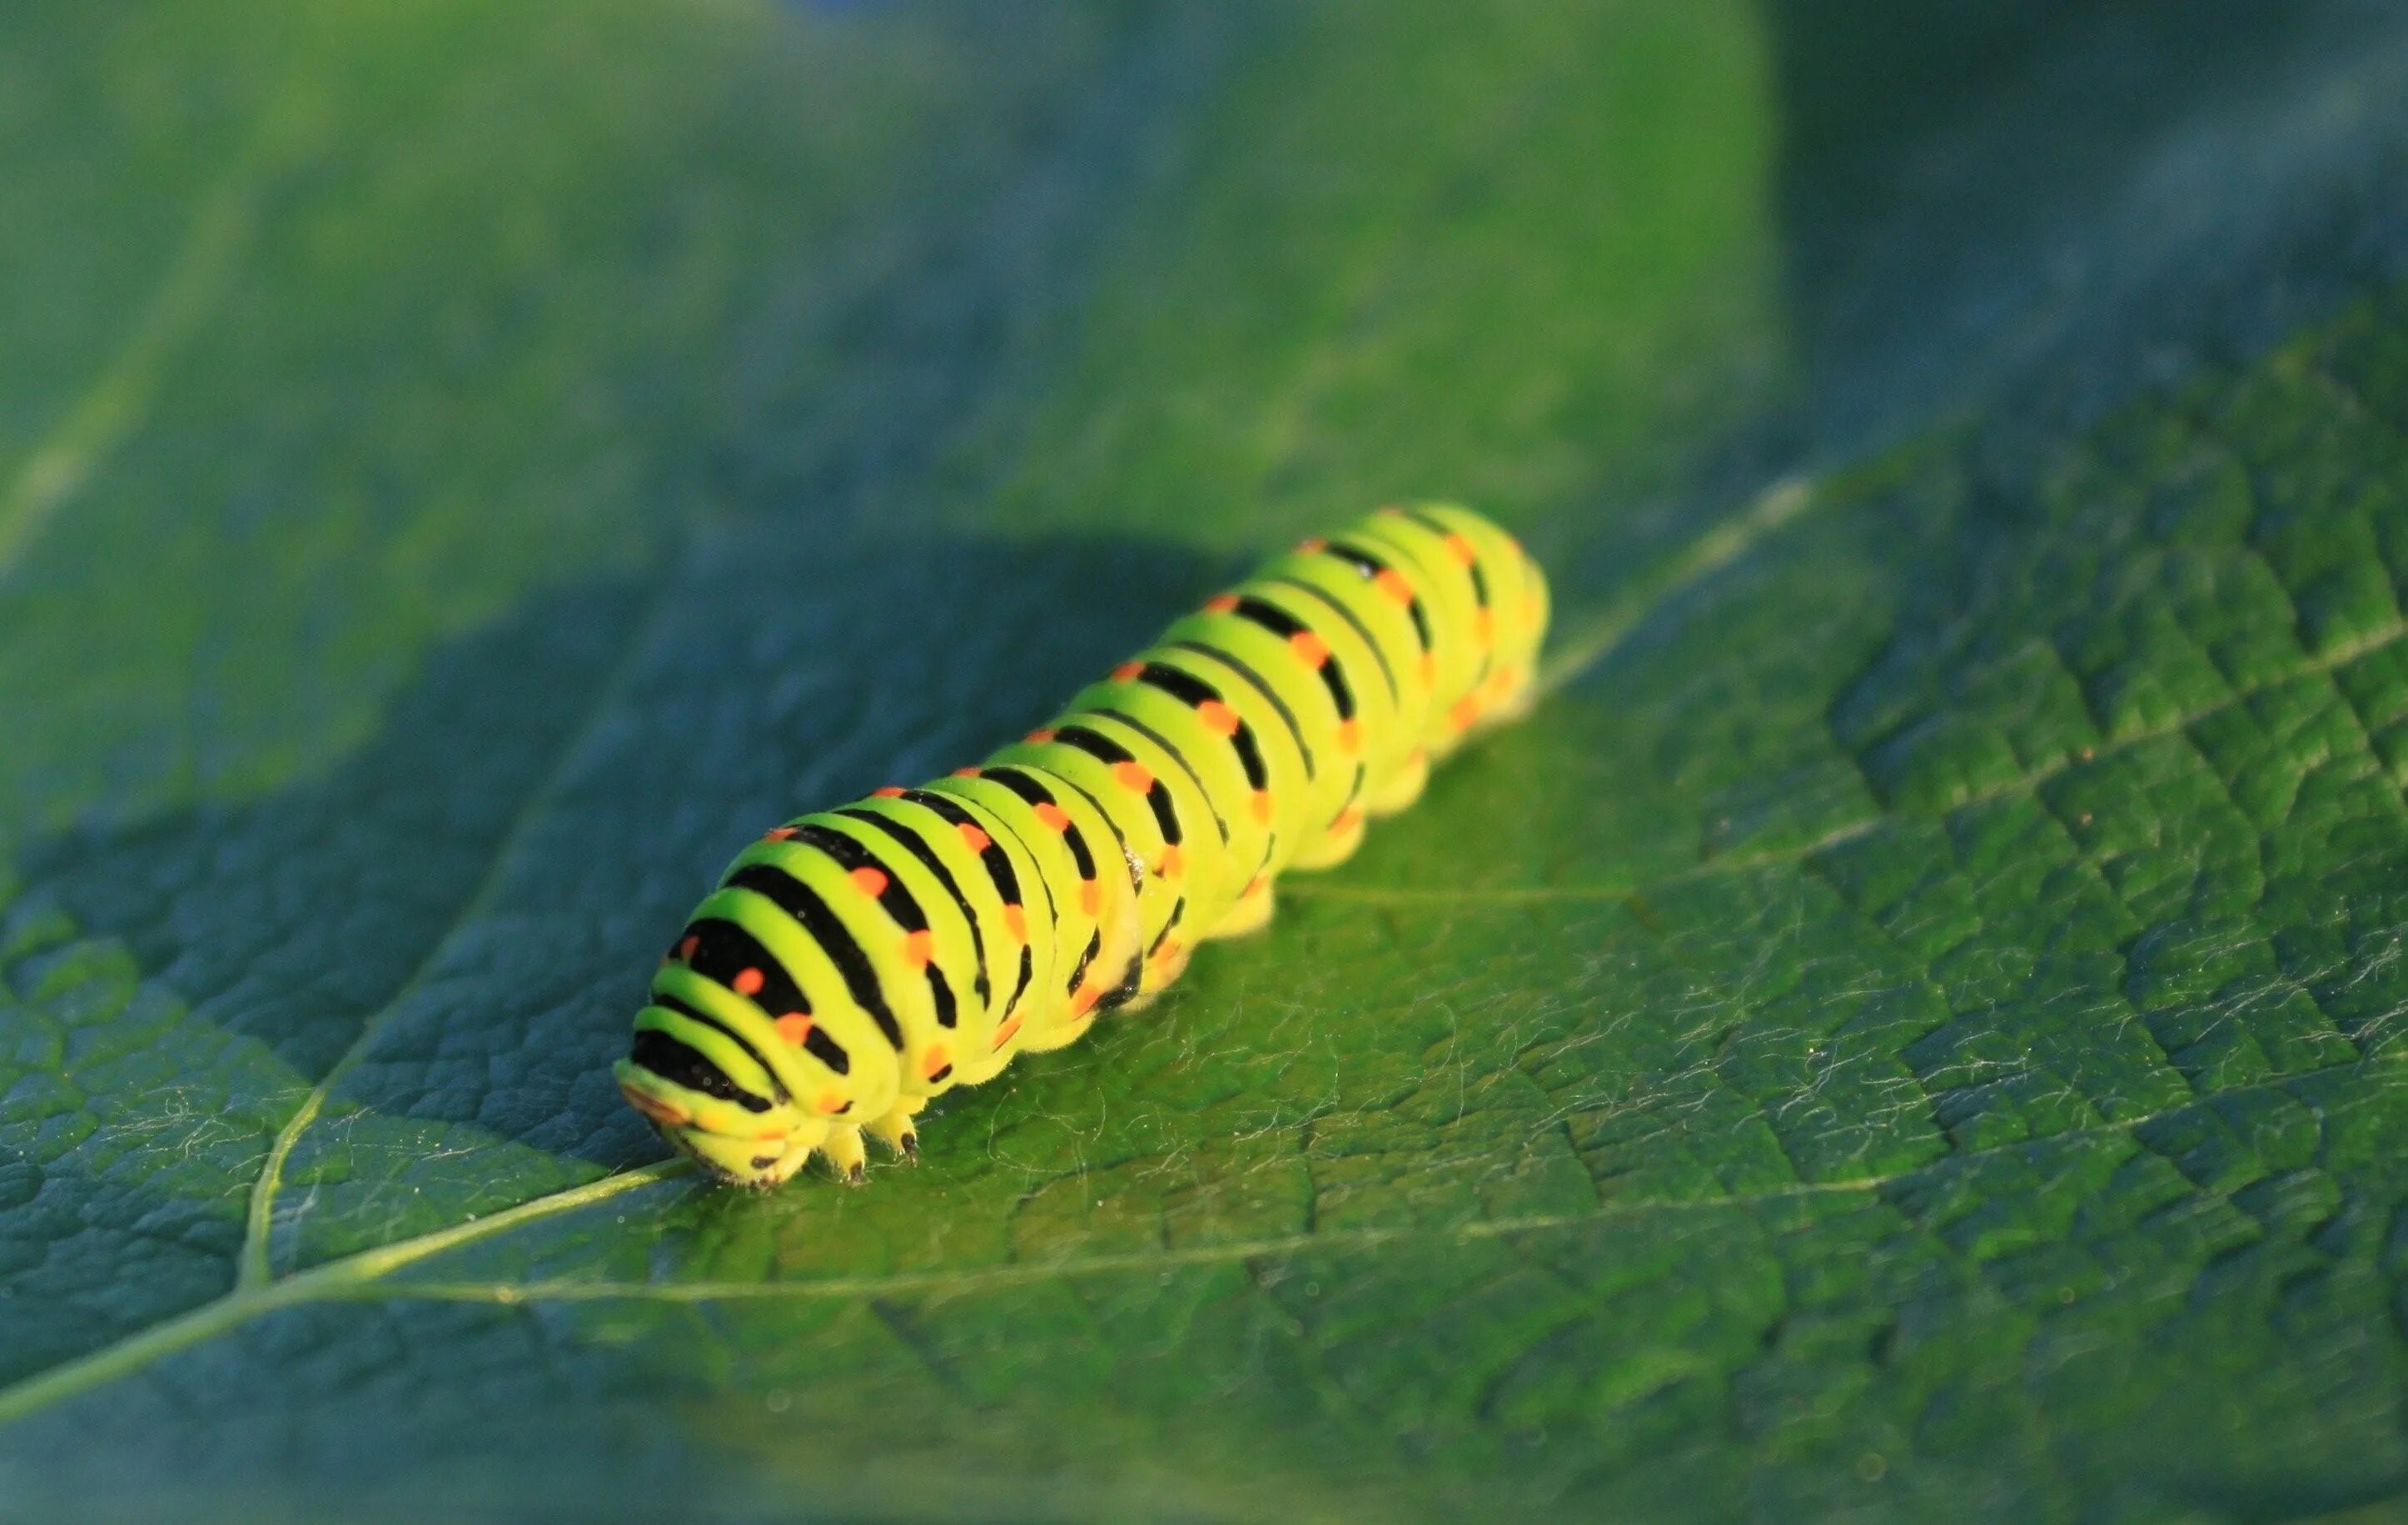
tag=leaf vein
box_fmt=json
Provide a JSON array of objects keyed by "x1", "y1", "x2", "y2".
[{"x1": 235, "y1": 561, "x2": 688, "y2": 1288}]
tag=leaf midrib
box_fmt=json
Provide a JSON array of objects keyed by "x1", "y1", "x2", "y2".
[
  {"x1": 0, "y1": 446, "x2": 1813, "y2": 1423},
  {"x1": 235, "y1": 560, "x2": 689, "y2": 1288},
  {"x1": 5, "y1": 1035, "x2": 2389, "y2": 1430},
  {"x1": 27, "y1": 421, "x2": 2381, "y2": 1424}
]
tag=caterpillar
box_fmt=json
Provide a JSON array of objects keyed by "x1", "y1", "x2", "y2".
[{"x1": 617, "y1": 503, "x2": 1550, "y2": 1187}]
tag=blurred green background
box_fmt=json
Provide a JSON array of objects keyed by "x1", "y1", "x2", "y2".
[{"x1": 7, "y1": 0, "x2": 2408, "y2": 1518}]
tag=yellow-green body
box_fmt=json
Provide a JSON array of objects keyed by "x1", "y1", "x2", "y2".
[{"x1": 617, "y1": 504, "x2": 1550, "y2": 1186}]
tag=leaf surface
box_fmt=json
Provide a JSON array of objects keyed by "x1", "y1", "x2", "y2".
[{"x1": 7, "y1": 1, "x2": 2408, "y2": 1517}]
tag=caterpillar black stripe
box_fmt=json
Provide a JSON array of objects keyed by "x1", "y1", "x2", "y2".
[{"x1": 618, "y1": 503, "x2": 1550, "y2": 1186}]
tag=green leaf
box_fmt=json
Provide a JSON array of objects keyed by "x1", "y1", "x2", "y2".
[{"x1": 7, "y1": 0, "x2": 2408, "y2": 1516}]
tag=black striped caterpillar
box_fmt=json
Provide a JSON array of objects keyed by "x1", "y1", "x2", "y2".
[{"x1": 617, "y1": 504, "x2": 1550, "y2": 1186}]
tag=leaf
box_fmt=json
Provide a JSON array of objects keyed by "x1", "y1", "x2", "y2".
[{"x1": 7, "y1": 0, "x2": 2408, "y2": 1517}]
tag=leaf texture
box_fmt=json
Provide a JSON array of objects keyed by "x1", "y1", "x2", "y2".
[{"x1": 7, "y1": 0, "x2": 2408, "y2": 1518}]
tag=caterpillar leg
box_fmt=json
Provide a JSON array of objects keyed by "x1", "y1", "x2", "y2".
[
  {"x1": 1363, "y1": 748, "x2": 1428, "y2": 818},
  {"x1": 1108, "y1": 944, "x2": 1190, "y2": 1013},
  {"x1": 819, "y1": 1123, "x2": 869, "y2": 1184},
  {"x1": 1480, "y1": 663, "x2": 1538, "y2": 725},
  {"x1": 1287, "y1": 805, "x2": 1366, "y2": 870},
  {"x1": 1021, "y1": 1006, "x2": 1098, "y2": 1052},
  {"x1": 1206, "y1": 876, "x2": 1276, "y2": 939},
  {"x1": 864, "y1": 1098, "x2": 924, "y2": 1159},
  {"x1": 1021, "y1": 884, "x2": 1144, "y2": 1052},
  {"x1": 1098, "y1": 940, "x2": 1192, "y2": 1015},
  {"x1": 1019, "y1": 971, "x2": 1115, "y2": 1051},
  {"x1": 665, "y1": 1118, "x2": 828, "y2": 1189},
  {"x1": 1062, "y1": 965, "x2": 1119, "y2": 1026}
]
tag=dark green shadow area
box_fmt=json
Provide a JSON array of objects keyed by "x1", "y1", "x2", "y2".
[
  {"x1": 0, "y1": 0, "x2": 1240, "y2": 838},
  {"x1": 0, "y1": 529, "x2": 1241, "y2": 1390},
  {"x1": 1530, "y1": 0, "x2": 2408, "y2": 640},
  {"x1": 16, "y1": 582, "x2": 644, "y2": 1082},
  {"x1": 0, "y1": 581, "x2": 644, "y2": 1388},
  {"x1": 1764, "y1": 0, "x2": 2408, "y2": 446}
]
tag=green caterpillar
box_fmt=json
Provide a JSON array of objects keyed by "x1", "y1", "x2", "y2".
[{"x1": 617, "y1": 504, "x2": 1550, "y2": 1187}]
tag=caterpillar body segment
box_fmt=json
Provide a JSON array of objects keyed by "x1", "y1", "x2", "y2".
[
  {"x1": 617, "y1": 503, "x2": 1549, "y2": 1187},
  {"x1": 923, "y1": 768, "x2": 1141, "y2": 1054},
  {"x1": 981, "y1": 731, "x2": 1182, "y2": 994}
]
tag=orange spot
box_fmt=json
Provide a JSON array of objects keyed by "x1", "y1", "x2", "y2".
[
  {"x1": 923, "y1": 1046, "x2": 953, "y2": 1081},
  {"x1": 1027, "y1": 727, "x2": 1057, "y2": 745},
  {"x1": 1003, "y1": 902, "x2": 1027, "y2": 942},
  {"x1": 849, "y1": 866, "x2": 890, "y2": 898},
  {"x1": 1376, "y1": 569, "x2": 1416, "y2": 605},
  {"x1": 958, "y1": 822, "x2": 992, "y2": 853},
  {"x1": 903, "y1": 929, "x2": 934, "y2": 969},
  {"x1": 764, "y1": 825, "x2": 798, "y2": 841},
  {"x1": 1420, "y1": 651, "x2": 1439, "y2": 685},
  {"x1": 756, "y1": 1127, "x2": 788, "y2": 1143},
  {"x1": 619, "y1": 1084, "x2": 689, "y2": 1127},
  {"x1": 1331, "y1": 806, "x2": 1362, "y2": 835},
  {"x1": 1157, "y1": 844, "x2": 1185, "y2": 878},
  {"x1": 774, "y1": 1012, "x2": 813, "y2": 1044},
  {"x1": 1202, "y1": 594, "x2": 1240, "y2": 615},
  {"x1": 1475, "y1": 606, "x2": 1495, "y2": 644},
  {"x1": 732, "y1": 967, "x2": 765, "y2": 997},
  {"x1": 952, "y1": 766, "x2": 982, "y2": 778},
  {"x1": 1197, "y1": 700, "x2": 1239, "y2": 737},
  {"x1": 872, "y1": 785, "x2": 907, "y2": 799},
  {"x1": 1081, "y1": 878, "x2": 1102, "y2": 915},
  {"x1": 1336, "y1": 718, "x2": 1363, "y2": 754},
  {"x1": 1290, "y1": 630, "x2": 1331, "y2": 669},
  {"x1": 990, "y1": 1014, "x2": 1024, "y2": 1049},
  {"x1": 1449, "y1": 695, "x2": 1482, "y2": 732},
  {"x1": 1241, "y1": 875, "x2": 1266, "y2": 899},
  {"x1": 1071, "y1": 984, "x2": 1101, "y2": 1018},
  {"x1": 1033, "y1": 801, "x2": 1071, "y2": 832},
  {"x1": 1299, "y1": 536, "x2": 1328, "y2": 553},
  {"x1": 1111, "y1": 660, "x2": 1144, "y2": 682},
  {"x1": 816, "y1": 1088, "x2": 848, "y2": 1114},
  {"x1": 1113, "y1": 760, "x2": 1154, "y2": 793},
  {"x1": 677, "y1": 935, "x2": 699, "y2": 962},
  {"x1": 1151, "y1": 939, "x2": 1182, "y2": 967},
  {"x1": 1446, "y1": 533, "x2": 1478, "y2": 566},
  {"x1": 1251, "y1": 790, "x2": 1274, "y2": 824}
]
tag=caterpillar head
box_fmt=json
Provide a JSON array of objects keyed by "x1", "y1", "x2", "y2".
[{"x1": 614, "y1": 1022, "x2": 825, "y2": 1188}]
